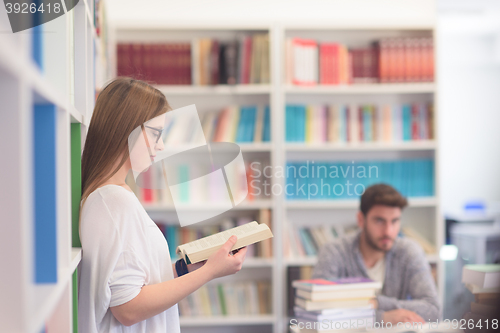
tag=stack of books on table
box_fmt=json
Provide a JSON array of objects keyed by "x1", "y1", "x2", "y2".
[
  {"x1": 461, "y1": 264, "x2": 500, "y2": 327},
  {"x1": 292, "y1": 277, "x2": 382, "y2": 331}
]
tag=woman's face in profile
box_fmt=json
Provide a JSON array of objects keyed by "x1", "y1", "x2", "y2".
[{"x1": 129, "y1": 113, "x2": 166, "y2": 173}]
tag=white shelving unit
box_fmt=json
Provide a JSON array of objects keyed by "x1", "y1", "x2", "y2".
[
  {"x1": 0, "y1": 0, "x2": 102, "y2": 332},
  {"x1": 278, "y1": 22, "x2": 444, "y2": 328},
  {"x1": 109, "y1": 11, "x2": 443, "y2": 333},
  {"x1": 1, "y1": 1, "x2": 442, "y2": 333}
]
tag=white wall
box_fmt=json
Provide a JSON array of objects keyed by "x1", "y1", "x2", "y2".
[
  {"x1": 437, "y1": 6, "x2": 500, "y2": 216},
  {"x1": 106, "y1": 0, "x2": 435, "y2": 26}
]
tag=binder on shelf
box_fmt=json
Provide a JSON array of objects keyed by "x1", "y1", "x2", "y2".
[{"x1": 34, "y1": 104, "x2": 58, "y2": 284}]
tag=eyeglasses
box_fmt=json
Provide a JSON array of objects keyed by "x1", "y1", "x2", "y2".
[{"x1": 143, "y1": 125, "x2": 163, "y2": 145}]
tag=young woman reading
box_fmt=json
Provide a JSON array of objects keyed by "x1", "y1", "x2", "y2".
[{"x1": 78, "y1": 77, "x2": 247, "y2": 332}]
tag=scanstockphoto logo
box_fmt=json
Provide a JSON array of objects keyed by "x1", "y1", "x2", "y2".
[{"x1": 4, "y1": 0, "x2": 78, "y2": 33}]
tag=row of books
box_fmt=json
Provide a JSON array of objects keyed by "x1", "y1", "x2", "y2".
[
  {"x1": 285, "y1": 103, "x2": 434, "y2": 143},
  {"x1": 154, "y1": 210, "x2": 273, "y2": 260},
  {"x1": 178, "y1": 280, "x2": 272, "y2": 317},
  {"x1": 151, "y1": 106, "x2": 270, "y2": 145},
  {"x1": 127, "y1": 158, "x2": 272, "y2": 204},
  {"x1": 201, "y1": 105, "x2": 271, "y2": 143},
  {"x1": 286, "y1": 37, "x2": 434, "y2": 85},
  {"x1": 461, "y1": 265, "x2": 500, "y2": 325},
  {"x1": 117, "y1": 43, "x2": 192, "y2": 85},
  {"x1": 193, "y1": 35, "x2": 270, "y2": 85},
  {"x1": 291, "y1": 278, "x2": 380, "y2": 329},
  {"x1": 284, "y1": 224, "x2": 437, "y2": 258},
  {"x1": 285, "y1": 159, "x2": 435, "y2": 200},
  {"x1": 116, "y1": 34, "x2": 270, "y2": 86}
]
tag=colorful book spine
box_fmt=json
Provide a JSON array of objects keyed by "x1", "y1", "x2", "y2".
[
  {"x1": 285, "y1": 159, "x2": 434, "y2": 200},
  {"x1": 285, "y1": 103, "x2": 433, "y2": 143},
  {"x1": 179, "y1": 281, "x2": 272, "y2": 317},
  {"x1": 117, "y1": 34, "x2": 270, "y2": 86},
  {"x1": 287, "y1": 36, "x2": 434, "y2": 85}
]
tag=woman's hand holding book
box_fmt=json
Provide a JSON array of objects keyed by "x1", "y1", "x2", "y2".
[{"x1": 202, "y1": 235, "x2": 248, "y2": 279}]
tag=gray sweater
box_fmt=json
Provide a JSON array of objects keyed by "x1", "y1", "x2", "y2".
[{"x1": 312, "y1": 231, "x2": 440, "y2": 322}]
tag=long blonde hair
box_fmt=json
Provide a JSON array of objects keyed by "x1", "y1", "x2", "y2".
[{"x1": 81, "y1": 77, "x2": 170, "y2": 212}]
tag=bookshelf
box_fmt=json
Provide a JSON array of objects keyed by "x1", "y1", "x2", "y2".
[
  {"x1": 108, "y1": 14, "x2": 442, "y2": 333},
  {"x1": 111, "y1": 22, "x2": 279, "y2": 333},
  {"x1": 279, "y1": 22, "x2": 443, "y2": 329},
  {"x1": 0, "y1": 0, "x2": 105, "y2": 332}
]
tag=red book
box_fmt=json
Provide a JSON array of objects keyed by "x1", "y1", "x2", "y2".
[
  {"x1": 142, "y1": 167, "x2": 153, "y2": 203},
  {"x1": 378, "y1": 39, "x2": 388, "y2": 83},
  {"x1": 427, "y1": 38, "x2": 435, "y2": 82},
  {"x1": 116, "y1": 44, "x2": 124, "y2": 76},
  {"x1": 213, "y1": 108, "x2": 230, "y2": 142},
  {"x1": 131, "y1": 44, "x2": 142, "y2": 79},
  {"x1": 149, "y1": 44, "x2": 158, "y2": 84},
  {"x1": 333, "y1": 44, "x2": 340, "y2": 84},
  {"x1": 320, "y1": 43, "x2": 340, "y2": 85},
  {"x1": 386, "y1": 39, "x2": 395, "y2": 82},
  {"x1": 415, "y1": 38, "x2": 424, "y2": 82},
  {"x1": 411, "y1": 103, "x2": 420, "y2": 140},
  {"x1": 246, "y1": 163, "x2": 254, "y2": 201},
  {"x1": 177, "y1": 44, "x2": 183, "y2": 85},
  {"x1": 166, "y1": 44, "x2": 173, "y2": 84},
  {"x1": 405, "y1": 38, "x2": 415, "y2": 82},
  {"x1": 143, "y1": 44, "x2": 153, "y2": 82},
  {"x1": 185, "y1": 44, "x2": 192, "y2": 85}
]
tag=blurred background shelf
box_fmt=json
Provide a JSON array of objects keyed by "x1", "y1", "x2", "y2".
[
  {"x1": 179, "y1": 314, "x2": 275, "y2": 326},
  {"x1": 143, "y1": 200, "x2": 274, "y2": 212},
  {"x1": 285, "y1": 197, "x2": 438, "y2": 209},
  {"x1": 283, "y1": 83, "x2": 436, "y2": 94},
  {"x1": 284, "y1": 254, "x2": 439, "y2": 267},
  {"x1": 285, "y1": 141, "x2": 437, "y2": 151},
  {"x1": 157, "y1": 84, "x2": 272, "y2": 95}
]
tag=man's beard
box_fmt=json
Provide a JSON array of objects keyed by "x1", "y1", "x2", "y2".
[{"x1": 364, "y1": 226, "x2": 393, "y2": 252}]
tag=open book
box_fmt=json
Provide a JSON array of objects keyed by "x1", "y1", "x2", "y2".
[{"x1": 176, "y1": 221, "x2": 273, "y2": 264}]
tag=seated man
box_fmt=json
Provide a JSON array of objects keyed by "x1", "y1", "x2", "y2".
[{"x1": 312, "y1": 183, "x2": 440, "y2": 324}]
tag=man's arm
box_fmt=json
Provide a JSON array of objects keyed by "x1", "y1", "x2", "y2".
[{"x1": 376, "y1": 241, "x2": 440, "y2": 322}]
